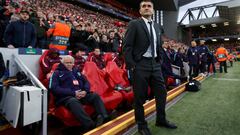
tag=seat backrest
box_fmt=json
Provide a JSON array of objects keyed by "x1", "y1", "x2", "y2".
[
  {"x1": 104, "y1": 52, "x2": 114, "y2": 63},
  {"x1": 46, "y1": 63, "x2": 59, "y2": 80},
  {"x1": 39, "y1": 50, "x2": 50, "y2": 81},
  {"x1": 86, "y1": 52, "x2": 94, "y2": 62},
  {"x1": 82, "y1": 62, "x2": 109, "y2": 95},
  {"x1": 105, "y1": 61, "x2": 129, "y2": 88}
]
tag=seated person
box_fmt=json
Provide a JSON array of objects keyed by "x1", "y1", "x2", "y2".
[
  {"x1": 40, "y1": 48, "x2": 61, "y2": 79},
  {"x1": 72, "y1": 47, "x2": 86, "y2": 72},
  {"x1": 49, "y1": 55, "x2": 108, "y2": 130},
  {"x1": 162, "y1": 43, "x2": 187, "y2": 85},
  {"x1": 113, "y1": 52, "x2": 125, "y2": 69},
  {"x1": 89, "y1": 48, "x2": 106, "y2": 69}
]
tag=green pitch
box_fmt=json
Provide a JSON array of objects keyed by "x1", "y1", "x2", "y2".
[{"x1": 136, "y1": 62, "x2": 240, "y2": 135}]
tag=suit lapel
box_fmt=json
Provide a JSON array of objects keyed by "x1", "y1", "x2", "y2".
[
  {"x1": 153, "y1": 22, "x2": 161, "y2": 47},
  {"x1": 139, "y1": 19, "x2": 150, "y2": 41}
]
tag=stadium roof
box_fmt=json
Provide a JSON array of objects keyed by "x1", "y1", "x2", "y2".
[
  {"x1": 178, "y1": 0, "x2": 232, "y2": 24},
  {"x1": 178, "y1": 0, "x2": 197, "y2": 7}
]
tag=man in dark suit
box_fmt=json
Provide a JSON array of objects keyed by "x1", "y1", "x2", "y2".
[{"x1": 123, "y1": 0, "x2": 177, "y2": 135}]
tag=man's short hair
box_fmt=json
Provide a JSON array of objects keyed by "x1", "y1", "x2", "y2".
[
  {"x1": 58, "y1": 15, "x2": 65, "y2": 21},
  {"x1": 61, "y1": 55, "x2": 75, "y2": 63},
  {"x1": 20, "y1": 10, "x2": 30, "y2": 15},
  {"x1": 140, "y1": 0, "x2": 154, "y2": 8},
  {"x1": 72, "y1": 47, "x2": 86, "y2": 55},
  {"x1": 109, "y1": 30, "x2": 114, "y2": 34}
]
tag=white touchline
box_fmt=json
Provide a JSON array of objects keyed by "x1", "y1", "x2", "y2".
[{"x1": 213, "y1": 78, "x2": 240, "y2": 81}]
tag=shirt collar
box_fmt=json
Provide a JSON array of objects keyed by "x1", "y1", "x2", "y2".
[{"x1": 142, "y1": 16, "x2": 153, "y2": 24}]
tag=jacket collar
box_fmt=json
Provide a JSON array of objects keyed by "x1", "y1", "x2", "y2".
[{"x1": 139, "y1": 18, "x2": 161, "y2": 47}]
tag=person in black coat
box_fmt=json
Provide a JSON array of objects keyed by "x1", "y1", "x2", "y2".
[
  {"x1": 3, "y1": 10, "x2": 36, "y2": 48},
  {"x1": 198, "y1": 40, "x2": 210, "y2": 74},
  {"x1": 187, "y1": 40, "x2": 200, "y2": 77},
  {"x1": 99, "y1": 34, "x2": 112, "y2": 52},
  {"x1": 207, "y1": 51, "x2": 217, "y2": 74},
  {"x1": 123, "y1": 1, "x2": 177, "y2": 135},
  {"x1": 173, "y1": 47, "x2": 188, "y2": 76},
  {"x1": 0, "y1": 52, "x2": 5, "y2": 79}
]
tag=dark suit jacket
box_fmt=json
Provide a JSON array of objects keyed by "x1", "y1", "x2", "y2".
[{"x1": 123, "y1": 18, "x2": 163, "y2": 69}]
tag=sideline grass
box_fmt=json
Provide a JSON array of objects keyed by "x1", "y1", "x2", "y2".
[{"x1": 136, "y1": 62, "x2": 240, "y2": 135}]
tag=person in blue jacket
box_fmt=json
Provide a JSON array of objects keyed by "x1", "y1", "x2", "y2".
[
  {"x1": 198, "y1": 40, "x2": 210, "y2": 74},
  {"x1": 3, "y1": 10, "x2": 36, "y2": 48},
  {"x1": 172, "y1": 47, "x2": 188, "y2": 76},
  {"x1": 187, "y1": 40, "x2": 200, "y2": 77},
  {"x1": 49, "y1": 55, "x2": 108, "y2": 130}
]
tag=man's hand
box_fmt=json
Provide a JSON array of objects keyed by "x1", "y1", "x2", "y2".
[
  {"x1": 75, "y1": 90, "x2": 82, "y2": 99},
  {"x1": 7, "y1": 44, "x2": 15, "y2": 49},
  {"x1": 79, "y1": 91, "x2": 87, "y2": 98},
  {"x1": 75, "y1": 90, "x2": 87, "y2": 99}
]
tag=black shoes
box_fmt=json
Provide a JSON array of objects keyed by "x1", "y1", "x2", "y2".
[
  {"x1": 95, "y1": 115, "x2": 105, "y2": 127},
  {"x1": 155, "y1": 120, "x2": 177, "y2": 129},
  {"x1": 95, "y1": 114, "x2": 109, "y2": 127},
  {"x1": 138, "y1": 128, "x2": 152, "y2": 135}
]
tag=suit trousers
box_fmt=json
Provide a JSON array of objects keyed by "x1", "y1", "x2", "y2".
[
  {"x1": 132, "y1": 57, "x2": 167, "y2": 130},
  {"x1": 189, "y1": 64, "x2": 199, "y2": 78}
]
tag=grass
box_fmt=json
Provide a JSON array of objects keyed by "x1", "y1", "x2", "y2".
[{"x1": 135, "y1": 62, "x2": 240, "y2": 135}]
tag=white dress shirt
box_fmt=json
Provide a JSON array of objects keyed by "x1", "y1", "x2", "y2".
[{"x1": 142, "y1": 17, "x2": 157, "y2": 58}]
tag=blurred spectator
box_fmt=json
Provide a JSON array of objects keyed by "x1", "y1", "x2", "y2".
[
  {"x1": 72, "y1": 47, "x2": 87, "y2": 72},
  {"x1": 114, "y1": 52, "x2": 125, "y2": 68},
  {"x1": 109, "y1": 30, "x2": 120, "y2": 52},
  {"x1": 89, "y1": 48, "x2": 106, "y2": 69},
  {"x1": 99, "y1": 34, "x2": 112, "y2": 52},
  {"x1": 207, "y1": 51, "x2": 216, "y2": 74},
  {"x1": 85, "y1": 29, "x2": 99, "y2": 52},
  {"x1": 3, "y1": 10, "x2": 36, "y2": 48},
  {"x1": 69, "y1": 22, "x2": 88, "y2": 51},
  {"x1": 31, "y1": 11, "x2": 49, "y2": 49}
]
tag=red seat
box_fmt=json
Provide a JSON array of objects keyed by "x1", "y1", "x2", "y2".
[
  {"x1": 86, "y1": 52, "x2": 94, "y2": 62},
  {"x1": 103, "y1": 52, "x2": 115, "y2": 63},
  {"x1": 105, "y1": 61, "x2": 134, "y2": 104},
  {"x1": 166, "y1": 76, "x2": 176, "y2": 86},
  {"x1": 82, "y1": 62, "x2": 123, "y2": 111},
  {"x1": 39, "y1": 50, "x2": 60, "y2": 88},
  {"x1": 39, "y1": 50, "x2": 50, "y2": 88}
]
